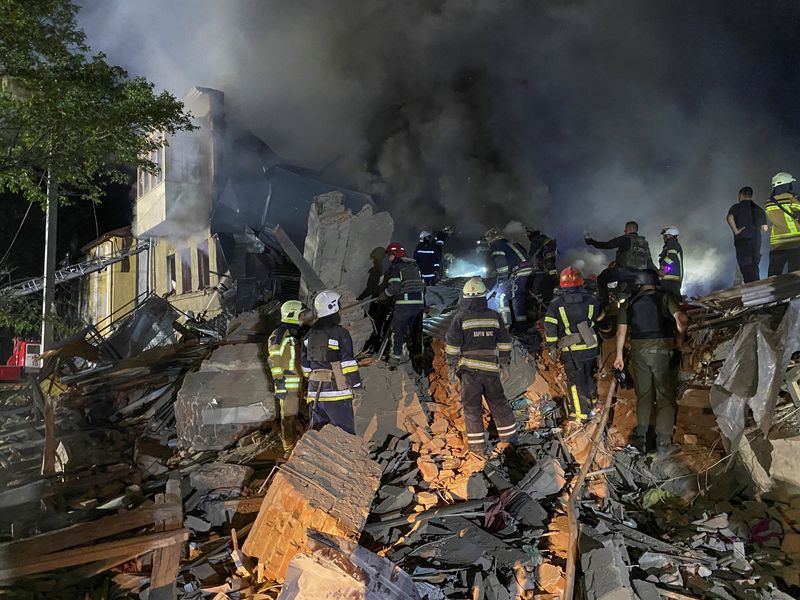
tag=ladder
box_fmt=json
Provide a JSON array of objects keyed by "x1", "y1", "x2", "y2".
[{"x1": 0, "y1": 241, "x2": 151, "y2": 298}]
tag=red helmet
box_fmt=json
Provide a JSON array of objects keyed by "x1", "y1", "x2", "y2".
[
  {"x1": 559, "y1": 266, "x2": 584, "y2": 288},
  {"x1": 386, "y1": 242, "x2": 407, "y2": 259}
]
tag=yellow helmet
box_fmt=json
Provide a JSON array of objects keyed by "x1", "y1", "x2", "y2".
[
  {"x1": 483, "y1": 227, "x2": 503, "y2": 243},
  {"x1": 463, "y1": 277, "x2": 487, "y2": 298},
  {"x1": 280, "y1": 300, "x2": 305, "y2": 324}
]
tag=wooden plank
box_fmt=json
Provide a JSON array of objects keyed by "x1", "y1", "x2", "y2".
[
  {"x1": 0, "y1": 528, "x2": 188, "y2": 581},
  {"x1": 0, "y1": 501, "x2": 180, "y2": 558},
  {"x1": 149, "y1": 479, "x2": 183, "y2": 600}
]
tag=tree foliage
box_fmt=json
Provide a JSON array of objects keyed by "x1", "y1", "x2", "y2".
[{"x1": 0, "y1": 0, "x2": 194, "y2": 205}]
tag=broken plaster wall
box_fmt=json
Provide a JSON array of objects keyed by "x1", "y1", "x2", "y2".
[{"x1": 301, "y1": 191, "x2": 393, "y2": 302}]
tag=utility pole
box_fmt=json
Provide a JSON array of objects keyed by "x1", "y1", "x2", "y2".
[{"x1": 41, "y1": 166, "x2": 58, "y2": 352}]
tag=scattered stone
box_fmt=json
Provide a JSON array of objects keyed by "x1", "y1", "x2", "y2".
[{"x1": 189, "y1": 463, "x2": 254, "y2": 491}]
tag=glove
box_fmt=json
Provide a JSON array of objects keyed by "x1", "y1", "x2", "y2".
[
  {"x1": 500, "y1": 364, "x2": 510, "y2": 381},
  {"x1": 548, "y1": 348, "x2": 558, "y2": 363},
  {"x1": 352, "y1": 386, "x2": 365, "y2": 402},
  {"x1": 448, "y1": 369, "x2": 458, "y2": 385}
]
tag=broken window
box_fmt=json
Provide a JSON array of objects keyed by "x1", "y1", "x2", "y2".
[
  {"x1": 136, "y1": 144, "x2": 165, "y2": 198},
  {"x1": 166, "y1": 253, "x2": 176, "y2": 292},
  {"x1": 180, "y1": 248, "x2": 192, "y2": 294},
  {"x1": 197, "y1": 239, "x2": 210, "y2": 289}
]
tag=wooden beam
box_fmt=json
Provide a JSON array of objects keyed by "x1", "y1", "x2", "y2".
[
  {"x1": 0, "y1": 501, "x2": 181, "y2": 559},
  {"x1": 0, "y1": 528, "x2": 188, "y2": 581},
  {"x1": 149, "y1": 479, "x2": 183, "y2": 600}
]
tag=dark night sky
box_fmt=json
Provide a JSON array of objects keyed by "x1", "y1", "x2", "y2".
[{"x1": 5, "y1": 1, "x2": 800, "y2": 294}]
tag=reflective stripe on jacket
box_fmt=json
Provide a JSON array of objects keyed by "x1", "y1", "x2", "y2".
[
  {"x1": 445, "y1": 303, "x2": 512, "y2": 373},
  {"x1": 490, "y1": 239, "x2": 527, "y2": 278},
  {"x1": 659, "y1": 238, "x2": 683, "y2": 283},
  {"x1": 267, "y1": 325, "x2": 302, "y2": 394},
  {"x1": 301, "y1": 321, "x2": 361, "y2": 402},
  {"x1": 766, "y1": 192, "x2": 800, "y2": 249},
  {"x1": 544, "y1": 288, "x2": 600, "y2": 355},
  {"x1": 386, "y1": 257, "x2": 425, "y2": 305}
]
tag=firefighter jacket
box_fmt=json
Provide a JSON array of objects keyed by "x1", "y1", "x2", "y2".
[
  {"x1": 385, "y1": 257, "x2": 425, "y2": 306},
  {"x1": 490, "y1": 238, "x2": 528, "y2": 279},
  {"x1": 413, "y1": 240, "x2": 441, "y2": 284},
  {"x1": 658, "y1": 238, "x2": 683, "y2": 285},
  {"x1": 527, "y1": 232, "x2": 558, "y2": 275},
  {"x1": 766, "y1": 192, "x2": 800, "y2": 250},
  {"x1": 301, "y1": 316, "x2": 362, "y2": 403},
  {"x1": 618, "y1": 290, "x2": 679, "y2": 340},
  {"x1": 267, "y1": 324, "x2": 302, "y2": 396},
  {"x1": 445, "y1": 298, "x2": 513, "y2": 374},
  {"x1": 544, "y1": 287, "x2": 601, "y2": 359}
]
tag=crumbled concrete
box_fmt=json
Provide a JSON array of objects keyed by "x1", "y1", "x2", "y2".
[
  {"x1": 581, "y1": 535, "x2": 636, "y2": 600},
  {"x1": 242, "y1": 425, "x2": 382, "y2": 581},
  {"x1": 518, "y1": 456, "x2": 566, "y2": 499},
  {"x1": 175, "y1": 343, "x2": 275, "y2": 451},
  {"x1": 189, "y1": 463, "x2": 254, "y2": 491}
]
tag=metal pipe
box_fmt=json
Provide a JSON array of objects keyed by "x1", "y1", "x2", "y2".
[{"x1": 563, "y1": 378, "x2": 616, "y2": 600}]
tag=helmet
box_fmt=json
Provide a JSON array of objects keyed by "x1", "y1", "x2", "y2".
[
  {"x1": 419, "y1": 229, "x2": 433, "y2": 241},
  {"x1": 313, "y1": 290, "x2": 341, "y2": 318},
  {"x1": 772, "y1": 172, "x2": 796, "y2": 189},
  {"x1": 559, "y1": 266, "x2": 584, "y2": 288},
  {"x1": 462, "y1": 277, "x2": 487, "y2": 298},
  {"x1": 280, "y1": 300, "x2": 305, "y2": 324},
  {"x1": 632, "y1": 268, "x2": 660, "y2": 288},
  {"x1": 661, "y1": 226, "x2": 679, "y2": 237},
  {"x1": 386, "y1": 242, "x2": 407, "y2": 259},
  {"x1": 484, "y1": 227, "x2": 502, "y2": 243}
]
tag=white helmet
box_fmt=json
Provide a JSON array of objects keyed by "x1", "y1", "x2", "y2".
[
  {"x1": 314, "y1": 290, "x2": 341, "y2": 318},
  {"x1": 419, "y1": 229, "x2": 433, "y2": 241},
  {"x1": 661, "y1": 226, "x2": 679, "y2": 237},
  {"x1": 772, "y1": 172, "x2": 796, "y2": 189},
  {"x1": 462, "y1": 277, "x2": 487, "y2": 298}
]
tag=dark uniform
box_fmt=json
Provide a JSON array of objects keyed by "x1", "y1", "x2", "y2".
[
  {"x1": 385, "y1": 257, "x2": 425, "y2": 362},
  {"x1": 544, "y1": 287, "x2": 601, "y2": 421},
  {"x1": 526, "y1": 231, "x2": 558, "y2": 317},
  {"x1": 301, "y1": 315, "x2": 362, "y2": 434},
  {"x1": 268, "y1": 323, "x2": 304, "y2": 450},
  {"x1": 445, "y1": 298, "x2": 517, "y2": 455},
  {"x1": 587, "y1": 233, "x2": 657, "y2": 271},
  {"x1": 488, "y1": 238, "x2": 527, "y2": 326},
  {"x1": 658, "y1": 237, "x2": 684, "y2": 298},
  {"x1": 619, "y1": 290, "x2": 680, "y2": 449},
  {"x1": 766, "y1": 191, "x2": 800, "y2": 276},
  {"x1": 727, "y1": 200, "x2": 767, "y2": 283},
  {"x1": 414, "y1": 238, "x2": 441, "y2": 286}
]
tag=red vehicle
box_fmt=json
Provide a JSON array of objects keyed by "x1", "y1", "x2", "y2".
[{"x1": 0, "y1": 338, "x2": 42, "y2": 382}]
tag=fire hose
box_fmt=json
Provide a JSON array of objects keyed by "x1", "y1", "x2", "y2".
[{"x1": 563, "y1": 377, "x2": 617, "y2": 600}]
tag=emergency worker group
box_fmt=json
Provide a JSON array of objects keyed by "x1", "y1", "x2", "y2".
[{"x1": 264, "y1": 171, "x2": 800, "y2": 462}]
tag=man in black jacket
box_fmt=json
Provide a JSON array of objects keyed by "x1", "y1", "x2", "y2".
[
  {"x1": 383, "y1": 242, "x2": 425, "y2": 367},
  {"x1": 727, "y1": 186, "x2": 767, "y2": 283},
  {"x1": 446, "y1": 277, "x2": 517, "y2": 460},
  {"x1": 586, "y1": 221, "x2": 657, "y2": 271}
]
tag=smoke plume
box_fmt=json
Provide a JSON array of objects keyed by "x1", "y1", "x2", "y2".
[{"x1": 79, "y1": 0, "x2": 800, "y2": 294}]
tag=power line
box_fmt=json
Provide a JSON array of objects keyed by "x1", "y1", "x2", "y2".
[{"x1": 0, "y1": 201, "x2": 34, "y2": 267}]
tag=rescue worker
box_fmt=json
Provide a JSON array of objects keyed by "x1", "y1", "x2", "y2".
[
  {"x1": 414, "y1": 230, "x2": 441, "y2": 286},
  {"x1": 301, "y1": 290, "x2": 362, "y2": 435},
  {"x1": 586, "y1": 221, "x2": 657, "y2": 271},
  {"x1": 765, "y1": 172, "x2": 800, "y2": 276},
  {"x1": 596, "y1": 261, "x2": 635, "y2": 333},
  {"x1": 525, "y1": 229, "x2": 559, "y2": 319},
  {"x1": 445, "y1": 277, "x2": 517, "y2": 459},
  {"x1": 658, "y1": 226, "x2": 684, "y2": 298},
  {"x1": 613, "y1": 269, "x2": 688, "y2": 457},
  {"x1": 434, "y1": 226, "x2": 453, "y2": 277},
  {"x1": 544, "y1": 267, "x2": 602, "y2": 422},
  {"x1": 383, "y1": 243, "x2": 425, "y2": 366},
  {"x1": 526, "y1": 229, "x2": 558, "y2": 278},
  {"x1": 484, "y1": 228, "x2": 528, "y2": 327},
  {"x1": 268, "y1": 301, "x2": 306, "y2": 451},
  {"x1": 359, "y1": 246, "x2": 390, "y2": 353},
  {"x1": 727, "y1": 186, "x2": 767, "y2": 284}
]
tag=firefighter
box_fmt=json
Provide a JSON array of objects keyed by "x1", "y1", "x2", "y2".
[
  {"x1": 658, "y1": 226, "x2": 684, "y2": 298},
  {"x1": 301, "y1": 290, "x2": 362, "y2": 435},
  {"x1": 445, "y1": 277, "x2": 517, "y2": 460},
  {"x1": 526, "y1": 229, "x2": 558, "y2": 277},
  {"x1": 586, "y1": 221, "x2": 657, "y2": 271},
  {"x1": 525, "y1": 229, "x2": 559, "y2": 320},
  {"x1": 434, "y1": 225, "x2": 453, "y2": 260},
  {"x1": 358, "y1": 246, "x2": 390, "y2": 353},
  {"x1": 414, "y1": 230, "x2": 440, "y2": 286},
  {"x1": 613, "y1": 269, "x2": 688, "y2": 456},
  {"x1": 268, "y1": 301, "x2": 306, "y2": 451},
  {"x1": 484, "y1": 228, "x2": 528, "y2": 327},
  {"x1": 382, "y1": 242, "x2": 425, "y2": 366},
  {"x1": 765, "y1": 172, "x2": 800, "y2": 276},
  {"x1": 544, "y1": 267, "x2": 602, "y2": 422}
]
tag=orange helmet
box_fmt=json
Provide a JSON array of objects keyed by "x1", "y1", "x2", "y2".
[
  {"x1": 559, "y1": 266, "x2": 584, "y2": 288},
  {"x1": 386, "y1": 242, "x2": 407, "y2": 259}
]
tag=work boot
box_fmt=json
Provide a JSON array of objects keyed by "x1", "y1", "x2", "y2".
[
  {"x1": 631, "y1": 437, "x2": 646, "y2": 454},
  {"x1": 656, "y1": 443, "x2": 679, "y2": 459},
  {"x1": 387, "y1": 354, "x2": 408, "y2": 367},
  {"x1": 489, "y1": 441, "x2": 513, "y2": 461}
]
